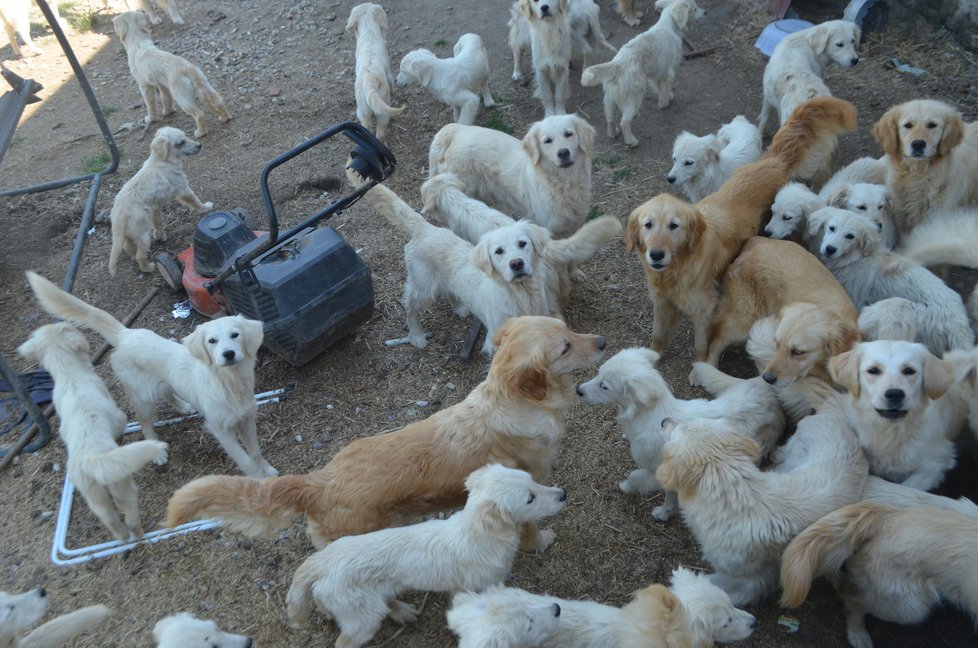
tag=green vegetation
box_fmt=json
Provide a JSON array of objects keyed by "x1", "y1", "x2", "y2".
[
  {"x1": 586, "y1": 205, "x2": 604, "y2": 222},
  {"x1": 483, "y1": 108, "x2": 515, "y2": 135},
  {"x1": 82, "y1": 148, "x2": 118, "y2": 174},
  {"x1": 68, "y1": 8, "x2": 98, "y2": 32},
  {"x1": 100, "y1": 105, "x2": 118, "y2": 117},
  {"x1": 434, "y1": 39, "x2": 447, "y2": 47}
]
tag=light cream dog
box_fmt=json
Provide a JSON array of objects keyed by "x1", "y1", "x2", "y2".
[
  {"x1": 346, "y1": 3, "x2": 402, "y2": 140},
  {"x1": 112, "y1": 11, "x2": 231, "y2": 138},
  {"x1": 26, "y1": 271, "x2": 276, "y2": 479},
  {"x1": 107, "y1": 126, "x2": 211, "y2": 275},
  {"x1": 0, "y1": 0, "x2": 63, "y2": 57},
  {"x1": 17, "y1": 323, "x2": 168, "y2": 541},
  {"x1": 581, "y1": 0, "x2": 704, "y2": 147},
  {"x1": 429, "y1": 113, "x2": 594, "y2": 239},
  {"x1": 284, "y1": 464, "x2": 567, "y2": 648},
  {"x1": 508, "y1": 0, "x2": 572, "y2": 116},
  {"x1": 117, "y1": 0, "x2": 183, "y2": 26},
  {"x1": 667, "y1": 115, "x2": 762, "y2": 202},
  {"x1": 0, "y1": 589, "x2": 111, "y2": 648},
  {"x1": 396, "y1": 33, "x2": 493, "y2": 125},
  {"x1": 153, "y1": 613, "x2": 251, "y2": 648}
]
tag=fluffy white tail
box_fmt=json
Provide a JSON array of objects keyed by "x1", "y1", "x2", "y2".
[
  {"x1": 26, "y1": 272, "x2": 126, "y2": 346},
  {"x1": 84, "y1": 440, "x2": 168, "y2": 485},
  {"x1": 19, "y1": 605, "x2": 112, "y2": 648}
]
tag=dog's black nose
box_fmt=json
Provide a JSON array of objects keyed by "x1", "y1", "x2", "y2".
[
  {"x1": 553, "y1": 603, "x2": 561, "y2": 617},
  {"x1": 557, "y1": 148, "x2": 570, "y2": 160},
  {"x1": 510, "y1": 258, "x2": 524, "y2": 271},
  {"x1": 910, "y1": 139, "x2": 926, "y2": 153},
  {"x1": 884, "y1": 388, "x2": 905, "y2": 402},
  {"x1": 244, "y1": 640, "x2": 253, "y2": 648},
  {"x1": 824, "y1": 245, "x2": 837, "y2": 256},
  {"x1": 850, "y1": 57, "x2": 859, "y2": 65},
  {"x1": 596, "y1": 335, "x2": 606, "y2": 351},
  {"x1": 38, "y1": 588, "x2": 47, "y2": 597},
  {"x1": 666, "y1": 175, "x2": 676, "y2": 184},
  {"x1": 762, "y1": 228, "x2": 772, "y2": 237},
  {"x1": 576, "y1": 385, "x2": 584, "y2": 396},
  {"x1": 649, "y1": 250, "x2": 665, "y2": 262},
  {"x1": 750, "y1": 617, "x2": 758, "y2": 628},
  {"x1": 762, "y1": 372, "x2": 777, "y2": 385},
  {"x1": 222, "y1": 349, "x2": 236, "y2": 361},
  {"x1": 558, "y1": 489, "x2": 567, "y2": 501},
  {"x1": 541, "y1": 3, "x2": 550, "y2": 14}
]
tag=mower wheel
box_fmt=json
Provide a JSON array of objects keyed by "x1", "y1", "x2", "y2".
[{"x1": 155, "y1": 252, "x2": 185, "y2": 292}]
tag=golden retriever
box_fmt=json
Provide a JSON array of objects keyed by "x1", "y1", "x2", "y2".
[
  {"x1": 153, "y1": 613, "x2": 251, "y2": 648},
  {"x1": 285, "y1": 465, "x2": 566, "y2": 648},
  {"x1": 346, "y1": 2, "x2": 403, "y2": 140},
  {"x1": 448, "y1": 566, "x2": 756, "y2": 648},
  {"x1": 581, "y1": 0, "x2": 704, "y2": 147},
  {"x1": 615, "y1": 0, "x2": 642, "y2": 26},
  {"x1": 829, "y1": 339, "x2": 971, "y2": 491},
  {"x1": 706, "y1": 236, "x2": 858, "y2": 384},
  {"x1": 625, "y1": 97, "x2": 857, "y2": 376},
  {"x1": 781, "y1": 502, "x2": 978, "y2": 648},
  {"x1": 17, "y1": 323, "x2": 168, "y2": 541},
  {"x1": 396, "y1": 33, "x2": 493, "y2": 125},
  {"x1": 508, "y1": 0, "x2": 572, "y2": 116},
  {"x1": 873, "y1": 98, "x2": 978, "y2": 232},
  {"x1": 26, "y1": 271, "x2": 276, "y2": 479},
  {"x1": 429, "y1": 113, "x2": 595, "y2": 239},
  {"x1": 0, "y1": 589, "x2": 111, "y2": 648},
  {"x1": 119, "y1": 0, "x2": 183, "y2": 26},
  {"x1": 107, "y1": 126, "x2": 211, "y2": 275},
  {"x1": 166, "y1": 316, "x2": 606, "y2": 550},
  {"x1": 112, "y1": 11, "x2": 231, "y2": 138}
]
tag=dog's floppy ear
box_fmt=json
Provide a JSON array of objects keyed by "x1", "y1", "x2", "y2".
[
  {"x1": 519, "y1": 0, "x2": 533, "y2": 20},
  {"x1": 237, "y1": 316, "x2": 264, "y2": 357},
  {"x1": 922, "y1": 352, "x2": 955, "y2": 401},
  {"x1": 684, "y1": 208, "x2": 705, "y2": 251},
  {"x1": 873, "y1": 107, "x2": 902, "y2": 159},
  {"x1": 827, "y1": 185, "x2": 851, "y2": 208},
  {"x1": 182, "y1": 325, "x2": 213, "y2": 366},
  {"x1": 522, "y1": 125, "x2": 542, "y2": 166},
  {"x1": 826, "y1": 320, "x2": 860, "y2": 359},
  {"x1": 938, "y1": 110, "x2": 965, "y2": 158},
  {"x1": 470, "y1": 239, "x2": 497, "y2": 277},
  {"x1": 344, "y1": 5, "x2": 361, "y2": 35},
  {"x1": 373, "y1": 5, "x2": 388, "y2": 32},
  {"x1": 410, "y1": 58, "x2": 432, "y2": 87},
  {"x1": 150, "y1": 134, "x2": 172, "y2": 162},
  {"x1": 112, "y1": 15, "x2": 129, "y2": 40},
  {"x1": 856, "y1": 222, "x2": 878, "y2": 256},
  {"x1": 495, "y1": 342, "x2": 550, "y2": 401},
  {"x1": 829, "y1": 347, "x2": 861, "y2": 397},
  {"x1": 574, "y1": 117, "x2": 596, "y2": 157},
  {"x1": 655, "y1": 446, "x2": 699, "y2": 498},
  {"x1": 671, "y1": 1, "x2": 692, "y2": 30},
  {"x1": 624, "y1": 209, "x2": 645, "y2": 254},
  {"x1": 524, "y1": 222, "x2": 552, "y2": 255},
  {"x1": 808, "y1": 23, "x2": 831, "y2": 55}
]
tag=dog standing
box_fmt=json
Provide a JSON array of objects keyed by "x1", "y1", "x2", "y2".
[
  {"x1": 107, "y1": 126, "x2": 211, "y2": 275},
  {"x1": 112, "y1": 11, "x2": 231, "y2": 138},
  {"x1": 347, "y1": 2, "x2": 403, "y2": 140},
  {"x1": 509, "y1": 0, "x2": 572, "y2": 116},
  {"x1": 0, "y1": 0, "x2": 63, "y2": 57},
  {"x1": 0, "y1": 588, "x2": 111, "y2": 648}
]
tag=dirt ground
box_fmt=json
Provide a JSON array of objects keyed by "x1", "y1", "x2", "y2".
[{"x1": 1, "y1": 0, "x2": 978, "y2": 645}]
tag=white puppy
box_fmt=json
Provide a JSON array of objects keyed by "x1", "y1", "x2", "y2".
[
  {"x1": 118, "y1": 0, "x2": 183, "y2": 26},
  {"x1": 396, "y1": 33, "x2": 494, "y2": 125},
  {"x1": 758, "y1": 19, "x2": 861, "y2": 185},
  {"x1": 896, "y1": 205, "x2": 978, "y2": 269},
  {"x1": 812, "y1": 206, "x2": 974, "y2": 354},
  {"x1": 576, "y1": 347, "x2": 785, "y2": 521},
  {"x1": 113, "y1": 11, "x2": 231, "y2": 138},
  {"x1": 346, "y1": 3, "x2": 403, "y2": 140},
  {"x1": 829, "y1": 340, "x2": 970, "y2": 491},
  {"x1": 26, "y1": 272, "x2": 276, "y2": 479},
  {"x1": 857, "y1": 296, "x2": 924, "y2": 343},
  {"x1": 429, "y1": 114, "x2": 594, "y2": 239},
  {"x1": 17, "y1": 323, "x2": 168, "y2": 541},
  {"x1": 108, "y1": 126, "x2": 212, "y2": 275},
  {"x1": 0, "y1": 588, "x2": 111, "y2": 648},
  {"x1": 285, "y1": 464, "x2": 566, "y2": 648},
  {"x1": 153, "y1": 613, "x2": 251, "y2": 648},
  {"x1": 508, "y1": 0, "x2": 572, "y2": 116},
  {"x1": 448, "y1": 567, "x2": 755, "y2": 648},
  {"x1": 667, "y1": 115, "x2": 762, "y2": 202},
  {"x1": 0, "y1": 0, "x2": 64, "y2": 57},
  {"x1": 581, "y1": 0, "x2": 704, "y2": 147},
  {"x1": 825, "y1": 182, "x2": 896, "y2": 249},
  {"x1": 657, "y1": 391, "x2": 868, "y2": 605}
]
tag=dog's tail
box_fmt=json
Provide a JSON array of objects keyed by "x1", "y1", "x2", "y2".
[
  {"x1": 580, "y1": 61, "x2": 619, "y2": 87},
  {"x1": 898, "y1": 206, "x2": 978, "y2": 268},
  {"x1": 420, "y1": 173, "x2": 512, "y2": 242},
  {"x1": 360, "y1": 182, "x2": 436, "y2": 240},
  {"x1": 165, "y1": 473, "x2": 319, "y2": 538},
  {"x1": 285, "y1": 558, "x2": 319, "y2": 628},
  {"x1": 25, "y1": 272, "x2": 127, "y2": 347},
  {"x1": 765, "y1": 97, "x2": 858, "y2": 175},
  {"x1": 108, "y1": 215, "x2": 124, "y2": 277},
  {"x1": 367, "y1": 87, "x2": 404, "y2": 119},
  {"x1": 84, "y1": 440, "x2": 169, "y2": 485},
  {"x1": 780, "y1": 502, "x2": 890, "y2": 607},
  {"x1": 690, "y1": 361, "x2": 744, "y2": 396},
  {"x1": 19, "y1": 604, "x2": 113, "y2": 648},
  {"x1": 543, "y1": 215, "x2": 623, "y2": 265}
]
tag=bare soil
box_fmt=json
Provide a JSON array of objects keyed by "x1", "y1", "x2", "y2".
[{"x1": 1, "y1": 0, "x2": 977, "y2": 646}]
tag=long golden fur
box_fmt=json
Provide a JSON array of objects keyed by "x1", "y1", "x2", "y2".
[
  {"x1": 625, "y1": 97, "x2": 857, "y2": 375},
  {"x1": 166, "y1": 316, "x2": 606, "y2": 550},
  {"x1": 873, "y1": 98, "x2": 978, "y2": 232}
]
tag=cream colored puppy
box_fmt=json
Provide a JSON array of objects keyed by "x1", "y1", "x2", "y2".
[
  {"x1": 112, "y1": 11, "x2": 231, "y2": 138},
  {"x1": 508, "y1": 0, "x2": 572, "y2": 116},
  {"x1": 117, "y1": 0, "x2": 183, "y2": 26},
  {"x1": 26, "y1": 272, "x2": 276, "y2": 479},
  {"x1": 0, "y1": 0, "x2": 63, "y2": 57},
  {"x1": 285, "y1": 465, "x2": 567, "y2": 648},
  {"x1": 108, "y1": 126, "x2": 211, "y2": 275},
  {"x1": 0, "y1": 589, "x2": 111, "y2": 648},
  {"x1": 346, "y1": 3, "x2": 403, "y2": 140},
  {"x1": 829, "y1": 340, "x2": 970, "y2": 491},
  {"x1": 581, "y1": 0, "x2": 704, "y2": 147},
  {"x1": 17, "y1": 323, "x2": 168, "y2": 541},
  {"x1": 153, "y1": 613, "x2": 251, "y2": 648},
  {"x1": 667, "y1": 115, "x2": 762, "y2": 202},
  {"x1": 857, "y1": 297, "x2": 924, "y2": 343},
  {"x1": 396, "y1": 33, "x2": 493, "y2": 125}
]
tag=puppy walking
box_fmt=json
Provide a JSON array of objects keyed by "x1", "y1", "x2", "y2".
[
  {"x1": 347, "y1": 3, "x2": 403, "y2": 140},
  {"x1": 509, "y1": 0, "x2": 572, "y2": 116}
]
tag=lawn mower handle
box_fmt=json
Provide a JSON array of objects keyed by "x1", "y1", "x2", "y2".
[{"x1": 207, "y1": 121, "x2": 396, "y2": 291}]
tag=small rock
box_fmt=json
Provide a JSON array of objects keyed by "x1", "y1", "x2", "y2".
[
  {"x1": 40, "y1": 511, "x2": 53, "y2": 521},
  {"x1": 268, "y1": 86, "x2": 281, "y2": 97},
  {"x1": 446, "y1": 383, "x2": 456, "y2": 391},
  {"x1": 51, "y1": 463, "x2": 61, "y2": 473},
  {"x1": 416, "y1": 400, "x2": 429, "y2": 407},
  {"x1": 295, "y1": 434, "x2": 303, "y2": 443}
]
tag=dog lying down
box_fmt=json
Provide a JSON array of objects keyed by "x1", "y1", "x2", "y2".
[
  {"x1": 285, "y1": 465, "x2": 566, "y2": 648},
  {"x1": 0, "y1": 588, "x2": 111, "y2": 648},
  {"x1": 447, "y1": 566, "x2": 756, "y2": 648},
  {"x1": 667, "y1": 115, "x2": 762, "y2": 202},
  {"x1": 577, "y1": 347, "x2": 785, "y2": 521},
  {"x1": 153, "y1": 612, "x2": 251, "y2": 648}
]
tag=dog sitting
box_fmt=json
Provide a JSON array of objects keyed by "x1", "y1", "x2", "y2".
[
  {"x1": 346, "y1": 3, "x2": 403, "y2": 140},
  {"x1": 0, "y1": 588, "x2": 111, "y2": 648},
  {"x1": 26, "y1": 272, "x2": 276, "y2": 479},
  {"x1": 447, "y1": 566, "x2": 756, "y2": 648},
  {"x1": 577, "y1": 347, "x2": 784, "y2": 521},
  {"x1": 153, "y1": 613, "x2": 251, "y2": 648},
  {"x1": 17, "y1": 323, "x2": 168, "y2": 541},
  {"x1": 396, "y1": 33, "x2": 493, "y2": 126},
  {"x1": 667, "y1": 115, "x2": 762, "y2": 202},
  {"x1": 107, "y1": 126, "x2": 212, "y2": 275},
  {"x1": 166, "y1": 316, "x2": 605, "y2": 550},
  {"x1": 781, "y1": 502, "x2": 978, "y2": 648},
  {"x1": 581, "y1": 0, "x2": 704, "y2": 147},
  {"x1": 508, "y1": 0, "x2": 572, "y2": 116},
  {"x1": 284, "y1": 465, "x2": 567, "y2": 648},
  {"x1": 112, "y1": 11, "x2": 231, "y2": 138},
  {"x1": 829, "y1": 340, "x2": 971, "y2": 491},
  {"x1": 657, "y1": 390, "x2": 868, "y2": 605}
]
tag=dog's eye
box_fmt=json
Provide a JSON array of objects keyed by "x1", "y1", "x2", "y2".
[
  {"x1": 790, "y1": 348, "x2": 805, "y2": 357},
  {"x1": 527, "y1": 492, "x2": 536, "y2": 504},
  {"x1": 828, "y1": 226, "x2": 836, "y2": 232},
  {"x1": 494, "y1": 247, "x2": 504, "y2": 255},
  {"x1": 561, "y1": 341, "x2": 571, "y2": 355},
  {"x1": 518, "y1": 240, "x2": 527, "y2": 248},
  {"x1": 902, "y1": 122, "x2": 913, "y2": 129},
  {"x1": 564, "y1": 131, "x2": 573, "y2": 138},
  {"x1": 927, "y1": 122, "x2": 938, "y2": 129},
  {"x1": 684, "y1": 160, "x2": 693, "y2": 166},
  {"x1": 855, "y1": 204, "x2": 866, "y2": 211},
  {"x1": 644, "y1": 221, "x2": 652, "y2": 230},
  {"x1": 902, "y1": 367, "x2": 917, "y2": 376},
  {"x1": 207, "y1": 337, "x2": 217, "y2": 344},
  {"x1": 599, "y1": 381, "x2": 608, "y2": 390},
  {"x1": 867, "y1": 367, "x2": 881, "y2": 375},
  {"x1": 668, "y1": 222, "x2": 679, "y2": 230},
  {"x1": 177, "y1": 140, "x2": 185, "y2": 147},
  {"x1": 845, "y1": 233, "x2": 855, "y2": 240},
  {"x1": 835, "y1": 41, "x2": 843, "y2": 47},
  {"x1": 543, "y1": 137, "x2": 553, "y2": 144},
  {"x1": 230, "y1": 332, "x2": 239, "y2": 339},
  {"x1": 782, "y1": 214, "x2": 792, "y2": 221}
]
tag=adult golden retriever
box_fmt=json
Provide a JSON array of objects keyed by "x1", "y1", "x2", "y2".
[
  {"x1": 625, "y1": 97, "x2": 856, "y2": 377},
  {"x1": 874, "y1": 98, "x2": 978, "y2": 232},
  {"x1": 166, "y1": 316, "x2": 606, "y2": 550},
  {"x1": 346, "y1": 2, "x2": 403, "y2": 141}
]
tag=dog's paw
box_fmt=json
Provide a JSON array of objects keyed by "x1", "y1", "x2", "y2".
[
  {"x1": 650, "y1": 504, "x2": 674, "y2": 522},
  {"x1": 847, "y1": 629, "x2": 874, "y2": 648},
  {"x1": 388, "y1": 600, "x2": 419, "y2": 624},
  {"x1": 687, "y1": 367, "x2": 702, "y2": 387},
  {"x1": 261, "y1": 463, "x2": 279, "y2": 478},
  {"x1": 624, "y1": 135, "x2": 639, "y2": 148},
  {"x1": 570, "y1": 267, "x2": 586, "y2": 283},
  {"x1": 511, "y1": 70, "x2": 522, "y2": 82},
  {"x1": 532, "y1": 529, "x2": 557, "y2": 553},
  {"x1": 452, "y1": 305, "x2": 471, "y2": 318},
  {"x1": 618, "y1": 478, "x2": 635, "y2": 494},
  {"x1": 200, "y1": 202, "x2": 214, "y2": 212},
  {"x1": 154, "y1": 448, "x2": 170, "y2": 466},
  {"x1": 130, "y1": 524, "x2": 146, "y2": 540}
]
